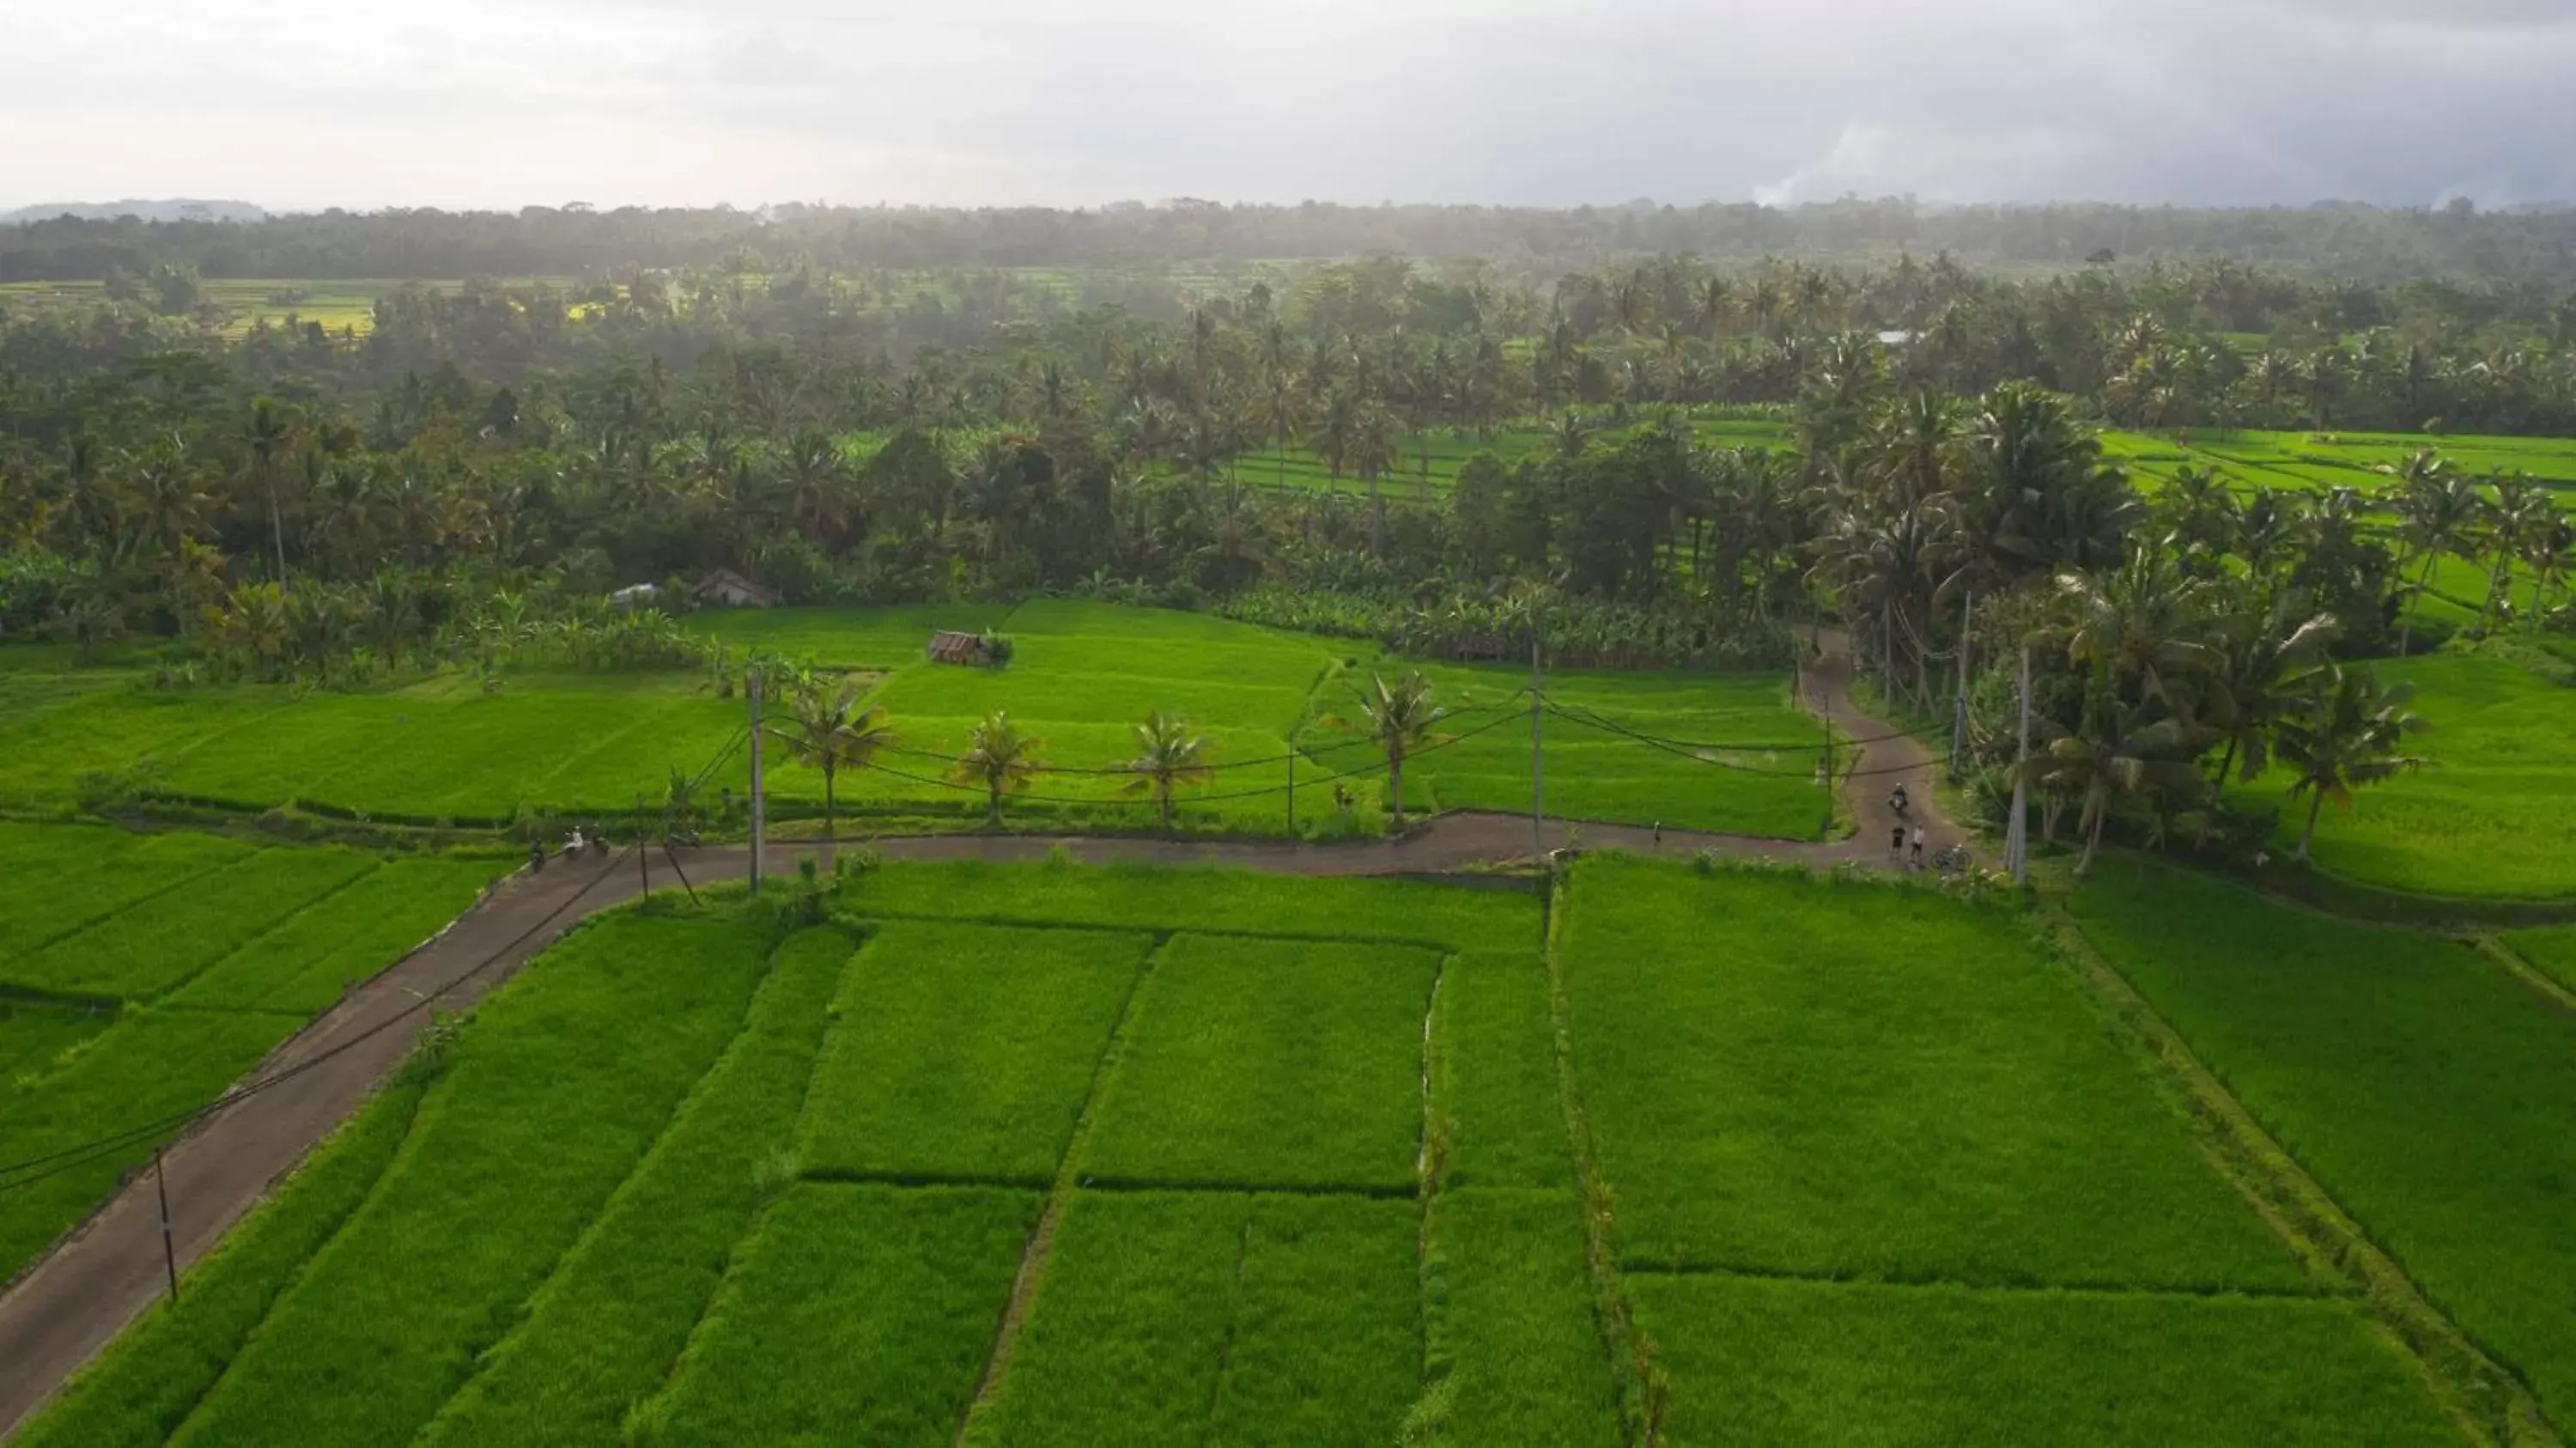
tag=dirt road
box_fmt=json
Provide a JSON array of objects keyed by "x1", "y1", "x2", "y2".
[{"x1": 0, "y1": 636, "x2": 1966, "y2": 1437}]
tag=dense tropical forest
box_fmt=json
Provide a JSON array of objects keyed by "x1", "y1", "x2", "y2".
[{"x1": 4, "y1": 204, "x2": 2574, "y2": 869}]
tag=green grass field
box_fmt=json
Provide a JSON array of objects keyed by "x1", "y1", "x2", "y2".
[
  {"x1": 22, "y1": 863, "x2": 1603, "y2": 1445},
  {"x1": 2070, "y1": 855, "x2": 2576, "y2": 1430},
  {"x1": 30, "y1": 855, "x2": 2494, "y2": 1445},
  {"x1": 1556, "y1": 857, "x2": 2448, "y2": 1442},
  {"x1": 1230, "y1": 415, "x2": 1794, "y2": 499},
  {"x1": 2105, "y1": 426, "x2": 2576, "y2": 493},
  {"x1": 0, "y1": 597, "x2": 1827, "y2": 841},
  {"x1": 0, "y1": 823, "x2": 504, "y2": 1282},
  {"x1": 0, "y1": 277, "x2": 584, "y2": 337},
  {"x1": 2232, "y1": 649, "x2": 2576, "y2": 899}
]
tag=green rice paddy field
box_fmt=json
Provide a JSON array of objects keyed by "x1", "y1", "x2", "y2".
[
  {"x1": 1232, "y1": 416, "x2": 1792, "y2": 499},
  {"x1": 0, "y1": 599, "x2": 1834, "y2": 841},
  {"x1": 2231, "y1": 649, "x2": 2576, "y2": 900},
  {"x1": 2104, "y1": 427, "x2": 2576, "y2": 494},
  {"x1": 2069, "y1": 857, "x2": 2576, "y2": 1432},
  {"x1": 26, "y1": 855, "x2": 2532, "y2": 1445},
  {"x1": 0, "y1": 822, "x2": 507, "y2": 1283},
  {"x1": 0, "y1": 278, "x2": 584, "y2": 337}
]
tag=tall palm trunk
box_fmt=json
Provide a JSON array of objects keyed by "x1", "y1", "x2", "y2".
[
  {"x1": 2400, "y1": 553, "x2": 2437, "y2": 656},
  {"x1": 266, "y1": 474, "x2": 288, "y2": 581},
  {"x1": 2297, "y1": 790, "x2": 2327, "y2": 861},
  {"x1": 1388, "y1": 751, "x2": 1406, "y2": 831}
]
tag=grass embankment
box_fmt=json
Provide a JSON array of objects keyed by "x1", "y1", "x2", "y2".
[
  {"x1": 2069, "y1": 855, "x2": 2576, "y2": 1432},
  {"x1": 2503, "y1": 924, "x2": 2576, "y2": 994},
  {"x1": 1554, "y1": 855, "x2": 2454, "y2": 1443}
]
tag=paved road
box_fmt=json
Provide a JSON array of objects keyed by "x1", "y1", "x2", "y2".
[{"x1": 0, "y1": 642, "x2": 1967, "y2": 1437}]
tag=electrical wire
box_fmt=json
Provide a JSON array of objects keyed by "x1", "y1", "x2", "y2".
[{"x1": 0, "y1": 845, "x2": 638, "y2": 1196}]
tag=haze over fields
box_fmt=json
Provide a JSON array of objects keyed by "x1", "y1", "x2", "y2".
[{"x1": 3, "y1": 0, "x2": 2572, "y2": 212}]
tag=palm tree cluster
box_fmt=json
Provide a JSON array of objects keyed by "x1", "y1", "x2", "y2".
[
  {"x1": 1984, "y1": 547, "x2": 2425, "y2": 875},
  {"x1": 750, "y1": 671, "x2": 1456, "y2": 837}
]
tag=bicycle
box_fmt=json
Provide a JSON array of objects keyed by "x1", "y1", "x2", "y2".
[{"x1": 1930, "y1": 842, "x2": 1972, "y2": 876}]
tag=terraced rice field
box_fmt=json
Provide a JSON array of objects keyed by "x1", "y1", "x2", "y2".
[
  {"x1": 1557, "y1": 857, "x2": 2458, "y2": 1445},
  {"x1": 26, "y1": 855, "x2": 2503, "y2": 1445},
  {"x1": 0, "y1": 823, "x2": 507, "y2": 1282},
  {"x1": 0, "y1": 278, "x2": 584, "y2": 337},
  {"x1": 1231, "y1": 415, "x2": 1792, "y2": 498},
  {"x1": 0, "y1": 599, "x2": 1832, "y2": 840},
  {"x1": 24, "y1": 863, "x2": 1600, "y2": 1446},
  {"x1": 2070, "y1": 856, "x2": 2576, "y2": 1432},
  {"x1": 2230, "y1": 649, "x2": 2576, "y2": 900},
  {"x1": 2105, "y1": 427, "x2": 2576, "y2": 495}
]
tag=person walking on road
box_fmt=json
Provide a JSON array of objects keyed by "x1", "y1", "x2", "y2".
[
  {"x1": 1909, "y1": 824, "x2": 1926, "y2": 869},
  {"x1": 1891, "y1": 823, "x2": 1906, "y2": 856}
]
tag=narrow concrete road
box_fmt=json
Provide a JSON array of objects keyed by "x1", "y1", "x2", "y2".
[
  {"x1": 1799, "y1": 626, "x2": 1972, "y2": 869},
  {"x1": 0, "y1": 634, "x2": 1955, "y2": 1436}
]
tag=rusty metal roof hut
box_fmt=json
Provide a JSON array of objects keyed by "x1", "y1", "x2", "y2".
[{"x1": 927, "y1": 630, "x2": 988, "y2": 665}]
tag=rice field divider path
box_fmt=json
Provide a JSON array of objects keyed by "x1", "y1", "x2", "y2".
[{"x1": 0, "y1": 630, "x2": 1940, "y2": 1438}]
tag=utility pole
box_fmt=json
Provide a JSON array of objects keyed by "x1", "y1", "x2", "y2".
[
  {"x1": 1285, "y1": 725, "x2": 1297, "y2": 834},
  {"x1": 1528, "y1": 624, "x2": 1546, "y2": 858},
  {"x1": 636, "y1": 794, "x2": 649, "y2": 897},
  {"x1": 154, "y1": 1148, "x2": 178, "y2": 1303},
  {"x1": 2006, "y1": 646, "x2": 2032, "y2": 884},
  {"x1": 1951, "y1": 591, "x2": 1972, "y2": 775},
  {"x1": 1820, "y1": 704, "x2": 1837, "y2": 840},
  {"x1": 748, "y1": 668, "x2": 766, "y2": 898}
]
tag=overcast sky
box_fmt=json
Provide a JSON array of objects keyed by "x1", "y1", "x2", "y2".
[{"x1": 4, "y1": 0, "x2": 2572, "y2": 212}]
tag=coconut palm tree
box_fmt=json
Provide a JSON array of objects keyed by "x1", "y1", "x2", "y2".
[
  {"x1": 2156, "y1": 465, "x2": 2242, "y2": 574},
  {"x1": 241, "y1": 399, "x2": 292, "y2": 581},
  {"x1": 2380, "y1": 449, "x2": 2483, "y2": 655},
  {"x1": 1121, "y1": 710, "x2": 1214, "y2": 831},
  {"x1": 1953, "y1": 380, "x2": 2136, "y2": 589},
  {"x1": 2482, "y1": 475, "x2": 2554, "y2": 630},
  {"x1": 2514, "y1": 496, "x2": 2574, "y2": 627},
  {"x1": 775, "y1": 670, "x2": 895, "y2": 846},
  {"x1": 1349, "y1": 398, "x2": 1403, "y2": 555},
  {"x1": 2052, "y1": 545, "x2": 2223, "y2": 712},
  {"x1": 2274, "y1": 664, "x2": 2426, "y2": 862},
  {"x1": 2205, "y1": 593, "x2": 2338, "y2": 800},
  {"x1": 1352, "y1": 672, "x2": 1449, "y2": 832},
  {"x1": 1862, "y1": 391, "x2": 1962, "y2": 511},
  {"x1": 2015, "y1": 698, "x2": 2208, "y2": 878},
  {"x1": 1812, "y1": 502, "x2": 1958, "y2": 709},
  {"x1": 951, "y1": 709, "x2": 1043, "y2": 826}
]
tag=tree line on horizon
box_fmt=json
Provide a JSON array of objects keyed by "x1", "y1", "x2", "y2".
[{"x1": 2, "y1": 236, "x2": 2569, "y2": 863}]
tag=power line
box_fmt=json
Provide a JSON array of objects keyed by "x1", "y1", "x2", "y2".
[
  {"x1": 0, "y1": 711, "x2": 757, "y2": 1196},
  {"x1": 0, "y1": 846, "x2": 638, "y2": 1196}
]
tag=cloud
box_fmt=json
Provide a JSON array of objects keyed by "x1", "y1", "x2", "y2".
[{"x1": 0, "y1": 0, "x2": 2568, "y2": 210}]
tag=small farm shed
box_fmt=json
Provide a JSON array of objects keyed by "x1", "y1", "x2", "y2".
[
  {"x1": 690, "y1": 569, "x2": 782, "y2": 609},
  {"x1": 927, "y1": 630, "x2": 989, "y2": 665},
  {"x1": 611, "y1": 582, "x2": 659, "y2": 611}
]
